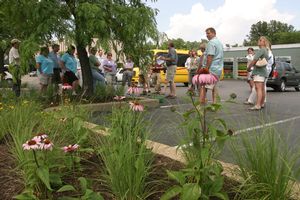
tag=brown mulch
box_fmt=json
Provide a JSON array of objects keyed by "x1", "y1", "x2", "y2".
[
  {"x1": 0, "y1": 144, "x2": 24, "y2": 200},
  {"x1": 0, "y1": 144, "x2": 238, "y2": 200}
]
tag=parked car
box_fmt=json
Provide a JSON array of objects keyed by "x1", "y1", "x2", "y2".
[{"x1": 267, "y1": 61, "x2": 300, "y2": 92}]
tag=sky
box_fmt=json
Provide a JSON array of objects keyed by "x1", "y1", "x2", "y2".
[{"x1": 147, "y1": 0, "x2": 300, "y2": 45}]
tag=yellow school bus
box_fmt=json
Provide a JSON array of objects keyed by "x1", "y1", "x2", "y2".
[{"x1": 132, "y1": 49, "x2": 201, "y2": 86}]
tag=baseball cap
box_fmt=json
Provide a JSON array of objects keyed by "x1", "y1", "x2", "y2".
[{"x1": 11, "y1": 39, "x2": 21, "y2": 44}]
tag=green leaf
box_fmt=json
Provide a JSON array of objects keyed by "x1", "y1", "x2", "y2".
[
  {"x1": 14, "y1": 192, "x2": 37, "y2": 200},
  {"x1": 78, "y1": 177, "x2": 88, "y2": 193},
  {"x1": 50, "y1": 173, "x2": 62, "y2": 186},
  {"x1": 36, "y1": 166, "x2": 52, "y2": 191},
  {"x1": 181, "y1": 183, "x2": 201, "y2": 200},
  {"x1": 166, "y1": 170, "x2": 185, "y2": 185},
  {"x1": 160, "y1": 186, "x2": 182, "y2": 200},
  {"x1": 57, "y1": 185, "x2": 76, "y2": 193},
  {"x1": 213, "y1": 192, "x2": 229, "y2": 200}
]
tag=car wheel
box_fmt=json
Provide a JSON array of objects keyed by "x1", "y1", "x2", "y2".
[
  {"x1": 184, "y1": 82, "x2": 189, "y2": 87},
  {"x1": 278, "y1": 79, "x2": 286, "y2": 92},
  {"x1": 295, "y1": 86, "x2": 300, "y2": 91}
]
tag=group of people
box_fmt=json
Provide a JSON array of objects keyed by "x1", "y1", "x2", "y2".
[
  {"x1": 5, "y1": 38, "x2": 138, "y2": 96},
  {"x1": 5, "y1": 27, "x2": 274, "y2": 108}
]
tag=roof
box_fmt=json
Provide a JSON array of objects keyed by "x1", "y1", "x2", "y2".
[{"x1": 224, "y1": 43, "x2": 300, "y2": 52}]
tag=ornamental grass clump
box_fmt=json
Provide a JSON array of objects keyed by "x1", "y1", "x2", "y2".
[
  {"x1": 94, "y1": 106, "x2": 154, "y2": 200},
  {"x1": 230, "y1": 130, "x2": 299, "y2": 200}
]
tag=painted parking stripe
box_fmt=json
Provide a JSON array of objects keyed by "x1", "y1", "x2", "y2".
[
  {"x1": 234, "y1": 115, "x2": 300, "y2": 135},
  {"x1": 174, "y1": 115, "x2": 300, "y2": 149}
]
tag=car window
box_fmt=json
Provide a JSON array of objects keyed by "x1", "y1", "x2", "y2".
[{"x1": 284, "y1": 63, "x2": 292, "y2": 71}]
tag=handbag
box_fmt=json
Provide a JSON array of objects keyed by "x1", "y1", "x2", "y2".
[{"x1": 256, "y1": 57, "x2": 268, "y2": 67}]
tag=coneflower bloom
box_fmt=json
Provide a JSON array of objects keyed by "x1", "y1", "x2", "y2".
[
  {"x1": 129, "y1": 101, "x2": 144, "y2": 112},
  {"x1": 32, "y1": 133, "x2": 48, "y2": 143},
  {"x1": 192, "y1": 73, "x2": 218, "y2": 86},
  {"x1": 62, "y1": 83, "x2": 73, "y2": 90},
  {"x1": 22, "y1": 139, "x2": 40, "y2": 150},
  {"x1": 127, "y1": 86, "x2": 141, "y2": 95},
  {"x1": 62, "y1": 144, "x2": 79, "y2": 153},
  {"x1": 113, "y1": 96, "x2": 126, "y2": 101},
  {"x1": 40, "y1": 139, "x2": 53, "y2": 151}
]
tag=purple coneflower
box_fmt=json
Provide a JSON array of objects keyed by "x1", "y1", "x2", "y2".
[
  {"x1": 113, "y1": 96, "x2": 126, "y2": 101},
  {"x1": 129, "y1": 101, "x2": 144, "y2": 112},
  {"x1": 62, "y1": 144, "x2": 79, "y2": 153},
  {"x1": 40, "y1": 139, "x2": 53, "y2": 151},
  {"x1": 22, "y1": 139, "x2": 40, "y2": 150},
  {"x1": 32, "y1": 133, "x2": 48, "y2": 143},
  {"x1": 192, "y1": 74, "x2": 218, "y2": 86},
  {"x1": 62, "y1": 83, "x2": 73, "y2": 90},
  {"x1": 127, "y1": 86, "x2": 141, "y2": 95}
]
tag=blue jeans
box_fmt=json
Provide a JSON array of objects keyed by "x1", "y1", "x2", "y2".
[{"x1": 91, "y1": 69, "x2": 105, "y2": 88}]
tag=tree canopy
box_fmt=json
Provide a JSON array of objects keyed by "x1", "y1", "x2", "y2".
[
  {"x1": 0, "y1": 0, "x2": 158, "y2": 95},
  {"x1": 243, "y1": 20, "x2": 298, "y2": 46}
]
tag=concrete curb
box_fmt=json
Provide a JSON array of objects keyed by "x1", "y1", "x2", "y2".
[{"x1": 45, "y1": 97, "x2": 159, "y2": 112}]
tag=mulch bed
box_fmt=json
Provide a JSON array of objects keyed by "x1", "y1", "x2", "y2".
[{"x1": 0, "y1": 144, "x2": 238, "y2": 200}]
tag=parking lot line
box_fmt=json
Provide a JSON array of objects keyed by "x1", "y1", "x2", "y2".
[{"x1": 234, "y1": 115, "x2": 300, "y2": 135}]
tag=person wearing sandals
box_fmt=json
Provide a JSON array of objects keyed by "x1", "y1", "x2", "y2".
[{"x1": 246, "y1": 36, "x2": 270, "y2": 111}]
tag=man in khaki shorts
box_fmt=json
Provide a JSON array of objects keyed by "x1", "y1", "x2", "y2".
[{"x1": 161, "y1": 42, "x2": 178, "y2": 98}]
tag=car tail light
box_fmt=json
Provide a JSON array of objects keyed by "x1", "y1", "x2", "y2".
[{"x1": 272, "y1": 70, "x2": 278, "y2": 78}]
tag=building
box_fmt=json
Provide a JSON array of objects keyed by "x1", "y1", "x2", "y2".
[{"x1": 224, "y1": 43, "x2": 300, "y2": 69}]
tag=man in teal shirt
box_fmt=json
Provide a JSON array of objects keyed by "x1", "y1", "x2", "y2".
[{"x1": 200, "y1": 27, "x2": 224, "y2": 104}]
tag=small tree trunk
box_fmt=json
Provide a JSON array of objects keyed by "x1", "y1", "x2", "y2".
[
  {"x1": 77, "y1": 45, "x2": 93, "y2": 97},
  {"x1": 0, "y1": 47, "x2": 4, "y2": 73}
]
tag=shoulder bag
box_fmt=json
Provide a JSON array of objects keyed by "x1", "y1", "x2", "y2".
[{"x1": 256, "y1": 57, "x2": 268, "y2": 67}]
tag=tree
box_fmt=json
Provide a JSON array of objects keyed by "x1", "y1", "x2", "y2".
[
  {"x1": 159, "y1": 38, "x2": 208, "y2": 50},
  {"x1": 0, "y1": 0, "x2": 158, "y2": 96},
  {"x1": 273, "y1": 31, "x2": 300, "y2": 44},
  {"x1": 244, "y1": 20, "x2": 296, "y2": 46}
]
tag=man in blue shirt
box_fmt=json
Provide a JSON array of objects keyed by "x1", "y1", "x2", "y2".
[{"x1": 200, "y1": 27, "x2": 224, "y2": 104}]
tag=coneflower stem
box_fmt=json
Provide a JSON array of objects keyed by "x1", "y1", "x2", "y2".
[{"x1": 33, "y1": 150, "x2": 40, "y2": 168}]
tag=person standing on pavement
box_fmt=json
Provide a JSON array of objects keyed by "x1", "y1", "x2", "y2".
[
  {"x1": 89, "y1": 47, "x2": 105, "y2": 89},
  {"x1": 244, "y1": 47, "x2": 256, "y2": 105},
  {"x1": 36, "y1": 47, "x2": 54, "y2": 93},
  {"x1": 96, "y1": 49, "x2": 105, "y2": 74},
  {"x1": 188, "y1": 50, "x2": 200, "y2": 91},
  {"x1": 48, "y1": 44, "x2": 61, "y2": 87},
  {"x1": 199, "y1": 27, "x2": 224, "y2": 104},
  {"x1": 122, "y1": 56, "x2": 134, "y2": 87},
  {"x1": 161, "y1": 42, "x2": 178, "y2": 98},
  {"x1": 246, "y1": 36, "x2": 270, "y2": 110},
  {"x1": 60, "y1": 45, "x2": 79, "y2": 95},
  {"x1": 151, "y1": 55, "x2": 165, "y2": 94},
  {"x1": 9, "y1": 39, "x2": 21, "y2": 97},
  {"x1": 101, "y1": 52, "x2": 117, "y2": 86}
]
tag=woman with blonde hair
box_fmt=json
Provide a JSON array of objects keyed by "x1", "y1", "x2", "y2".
[{"x1": 246, "y1": 36, "x2": 270, "y2": 110}]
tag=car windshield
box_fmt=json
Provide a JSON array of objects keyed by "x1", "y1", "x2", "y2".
[{"x1": 156, "y1": 52, "x2": 189, "y2": 67}]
